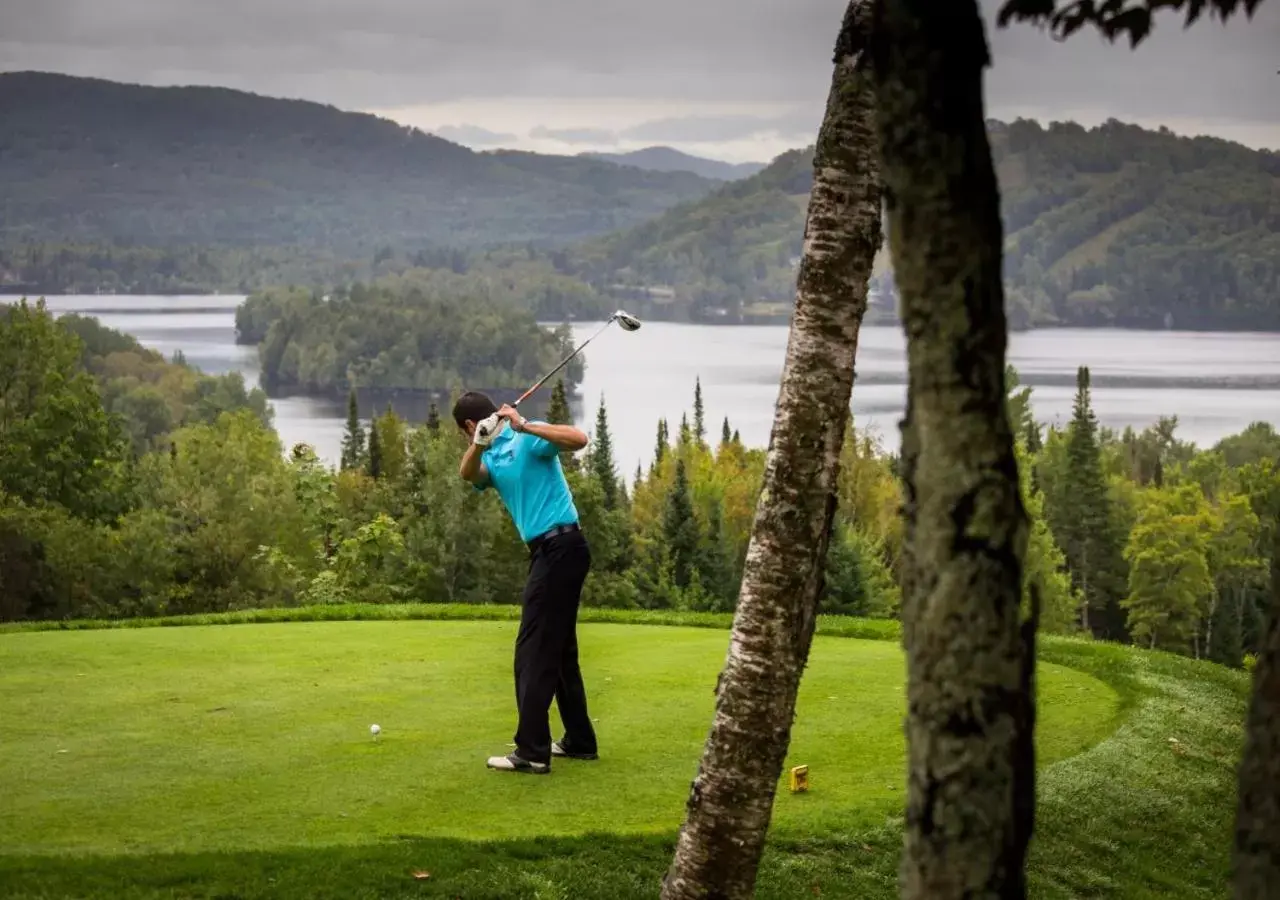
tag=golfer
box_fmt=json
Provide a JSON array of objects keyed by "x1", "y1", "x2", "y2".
[{"x1": 452, "y1": 391, "x2": 599, "y2": 775}]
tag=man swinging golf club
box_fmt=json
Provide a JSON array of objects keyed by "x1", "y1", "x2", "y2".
[{"x1": 453, "y1": 392, "x2": 600, "y2": 774}]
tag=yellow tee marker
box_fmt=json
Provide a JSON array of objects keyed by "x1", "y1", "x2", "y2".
[{"x1": 789, "y1": 765, "x2": 809, "y2": 794}]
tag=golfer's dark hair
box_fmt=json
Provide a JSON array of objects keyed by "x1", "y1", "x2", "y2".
[{"x1": 452, "y1": 391, "x2": 498, "y2": 428}]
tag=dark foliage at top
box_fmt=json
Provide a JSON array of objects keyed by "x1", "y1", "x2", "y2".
[{"x1": 998, "y1": 0, "x2": 1266, "y2": 47}]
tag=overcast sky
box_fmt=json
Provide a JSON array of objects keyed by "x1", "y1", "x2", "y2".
[{"x1": 2, "y1": 0, "x2": 1276, "y2": 163}]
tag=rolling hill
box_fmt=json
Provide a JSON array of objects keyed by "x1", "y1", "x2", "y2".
[
  {"x1": 0, "y1": 72, "x2": 716, "y2": 253},
  {"x1": 582, "y1": 147, "x2": 766, "y2": 181},
  {"x1": 574, "y1": 120, "x2": 1280, "y2": 330}
]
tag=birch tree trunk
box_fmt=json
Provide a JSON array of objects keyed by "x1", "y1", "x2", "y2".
[
  {"x1": 1234, "y1": 536, "x2": 1280, "y2": 899},
  {"x1": 660, "y1": 3, "x2": 882, "y2": 896},
  {"x1": 870, "y1": 2, "x2": 1036, "y2": 897}
]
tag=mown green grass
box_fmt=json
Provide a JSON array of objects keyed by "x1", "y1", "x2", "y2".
[{"x1": 0, "y1": 608, "x2": 1251, "y2": 899}]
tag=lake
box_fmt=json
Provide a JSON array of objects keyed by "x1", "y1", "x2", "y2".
[{"x1": 27, "y1": 294, "x2": 1280, "y2": 478}]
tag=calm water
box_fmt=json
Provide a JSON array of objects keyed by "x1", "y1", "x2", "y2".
[{"x1": 27, "y1": 295, "x2": 1280, "y2": 477}]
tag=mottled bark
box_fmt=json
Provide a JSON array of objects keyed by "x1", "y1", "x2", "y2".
[
  {"x1": 660, "y1": 3, "x2": 882, "y2": 897},
  {"x1": 1234, "y1": 536, "x2": 1280, "y2": 899},
  {"x1": 871, "y1": 2, "x2": 1035, "y2": 898}
]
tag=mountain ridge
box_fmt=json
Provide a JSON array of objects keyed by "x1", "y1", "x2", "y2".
[
  {"x1": 0, "y1": 71, "x2": 717, "y2": 252},
  {"x1": 573, "y1": 120, "x2": 1280, "y2": 330},
  {"x1": 581, "y1": 147, "x2": 766, "y2": 181}
]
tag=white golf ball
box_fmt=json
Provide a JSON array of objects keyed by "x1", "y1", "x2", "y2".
[{"x1": 370, "y1": 724, "x2": 381, "y2": 735}]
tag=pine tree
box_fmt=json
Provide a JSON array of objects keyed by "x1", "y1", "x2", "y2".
[
  {"x1": 547, "y1": 379, "x2": 578, "y2": 471},
  {"x1": 721, "y1": 417, "x2": 732, "y2": 447},
  {"x1": 732, "y1": 429, "x2": 741, "y2": 445},
  {"x1": 367, "y1": 414, "x2": 383, "y2": 479},
  {"x1": 661, "y1": 457, "x2": 700, "y2": 590},
  {"x1": 340, "y1": 388, "x2": 366, "y2": 471},
  {"x1": 693, "y1": 377, "x2": 706, "y2": 446},
  {"x1": 1025, "y1": 421, "x2": 1043, "y2": 493},
  {"x1": 426, "y1": 401, "x2": 441, "y2": 433},
  {"x1": 1054, "y1": 366, "x2": 1129, "y2": 639},
  {"x1": 654, "y1": 418, "x2": 669, "y2": 470},
  {"x1": 547, "y1": 379, "x2": 572, "y2": 425},
  {"x1": 696, "y1": 503, "x2": 735, "y2": 611},
  {"x1": 591, "y1": 395, "x2": 619, "y2": 509},
  {"x1": 679, "y1": 412, "x2": 692, "y2": 447}
]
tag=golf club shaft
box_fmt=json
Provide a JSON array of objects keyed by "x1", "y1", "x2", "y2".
[{"x1": 511, "y1": 317, "x2": 616, "y2": 408}]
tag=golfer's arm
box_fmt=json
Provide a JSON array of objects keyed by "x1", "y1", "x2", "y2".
[
  {"x1": 459, "y1": 444, "x2": 488, "y2": 483},
  {"x1": 522, "y1": 421, "x2": 588, "y2": 452}
]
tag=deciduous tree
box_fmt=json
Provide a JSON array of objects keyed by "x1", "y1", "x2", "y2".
[
  {"x1": 872, "y1": 1, "x2": 1035, "y2": 895},
  {"x1": 662, "y1": 1, "x2": 883, "y2": 893}
]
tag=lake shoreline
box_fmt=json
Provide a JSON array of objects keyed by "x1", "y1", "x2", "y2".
[
  {"x1": 7, "y1": 291, "x2": 1280, "y2": 334},
  {"x1": 22, "y1": 295, "x2": 1280, "y2": 473}
]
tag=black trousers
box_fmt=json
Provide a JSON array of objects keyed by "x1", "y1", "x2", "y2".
[{"x1": 513, "y1": 527, "x2": 597, "y2": 765}]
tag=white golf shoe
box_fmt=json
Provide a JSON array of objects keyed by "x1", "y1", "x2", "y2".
[{"x1": 486, "y1": 753, "x2": 550, "y2": 775}]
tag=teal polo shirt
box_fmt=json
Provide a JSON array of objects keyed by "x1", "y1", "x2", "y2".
[{"x1": 474, "y1": 422, "x2": 579, "y2": 543}]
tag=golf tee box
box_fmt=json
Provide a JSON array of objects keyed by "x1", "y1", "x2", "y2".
[{"x1": 789, "y1": 765, "x2": 809, "y2": 794}]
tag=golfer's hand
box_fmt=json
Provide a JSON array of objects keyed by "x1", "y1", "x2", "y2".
[
  {"x1": 473, "y1": 413, "x2": 502, "y2": 447},
  {"x1": 497, "y1": 404, "x2": 527, "y2": 432}
]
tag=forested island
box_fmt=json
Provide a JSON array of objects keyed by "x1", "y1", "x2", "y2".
[{"x1": 235, "y1": 272, "x2": 584, "y2": 396}]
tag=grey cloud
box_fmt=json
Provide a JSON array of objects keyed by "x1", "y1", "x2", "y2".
[
  {"x1": 529, "y1": 126, "x2": 619, "y2": 145},
  {"x1": 434, "y1": 123, "x2": 518, "y2": 146},
  {"x1": 1, "y1": 0, "x2": 1276, "y2": 132}
]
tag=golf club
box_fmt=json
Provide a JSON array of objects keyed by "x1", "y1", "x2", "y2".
[
  {"x1": 474, "y1": 311, "x2": 641, "y2": 445},
  {"x1": 511, "y1": 310, "x2": 642, "y2": 409}
]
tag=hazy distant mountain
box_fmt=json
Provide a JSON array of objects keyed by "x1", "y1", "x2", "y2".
[
  {"x1": 0, "y1": 72, "x2": 717, "y2": 251},
  {"x1": 582, "y1": 147, "x2": 766, "y2": 181}
]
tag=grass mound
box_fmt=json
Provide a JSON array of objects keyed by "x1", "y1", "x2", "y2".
[{"x1": 0, "y1": 608, "x2": 1250, "y2": 899}]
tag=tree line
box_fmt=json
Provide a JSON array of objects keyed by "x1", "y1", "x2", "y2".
[{"x1": 3, "y1": 298, "x2": 1274, "y2": 674}]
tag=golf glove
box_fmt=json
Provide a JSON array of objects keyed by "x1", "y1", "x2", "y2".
[{"x1": 473, "y1": 413, "x2": 504, "y2": 447}]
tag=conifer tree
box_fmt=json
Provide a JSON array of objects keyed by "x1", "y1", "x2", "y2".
[
  {"x1": 367, "y1": 413, "x2": 383, "y2": 479},
  {"x1": 662, "y1": 457, "x2": 699, "y2": 589},
  {"x1": 1025, "y1": 422, "x2": 1043, "y2": 493},
  {"x1": 1053, "y1": 366, "x2": 1129, "y2": 638},
  {"x1": 654, "y1": 418, "x2": 669, "y2": 470},
  {"x1": 693, "y1": 377, "x2": 706, "y2": 446},
  {"x1": 340, "y1": 388, "x2": 366, "y2": 471},
  {"x1": 591, "y1": 395, "x2": 619, "y2": 509},
  {"x1": 426, "y1": 401, "x2": 441, "y2": 433},
  {"x1": 369, "y1": 404, "x2": 408, "y2": 482},
  {"x1": 697, "y1": 503, "x2": 735, "y2": 610},
  {"x1": 679, "y1": 412, "x2": 692, "y2": 447},
  {"x1": 721, "y1": 416, "x2": 732, "y2": 447},
  {"x1": 547, "y1": 378, "x2": 572, "y2": 425},
  {"x1": 547, "y1": 379, "x2": 578, "y2": 471}
]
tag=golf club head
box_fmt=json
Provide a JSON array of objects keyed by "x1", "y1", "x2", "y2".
[{"x1": 613, "y1": 310, "x2": 642, "y2": 332}]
